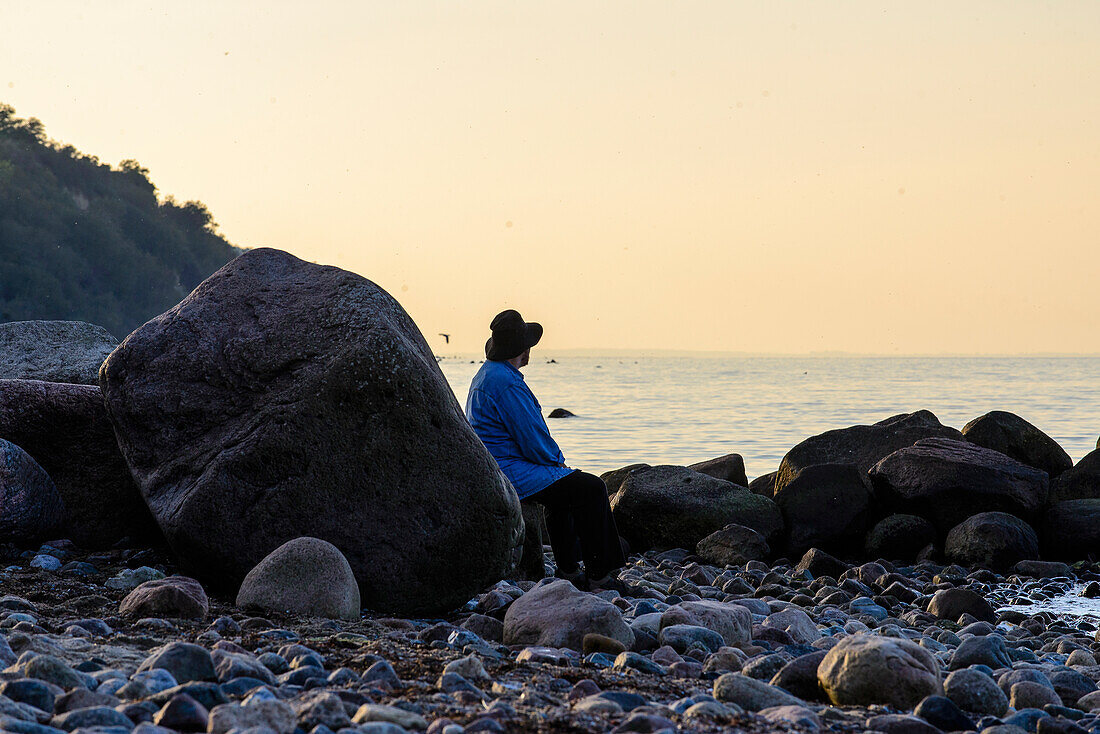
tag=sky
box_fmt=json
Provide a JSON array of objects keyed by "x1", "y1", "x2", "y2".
[{"x1": 3, "y1": 2, "x2": 1098, "y2": 354}]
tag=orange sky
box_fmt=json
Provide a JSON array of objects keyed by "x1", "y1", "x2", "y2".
[{"x1": 3, "y1": 2, "x2": 1098, "y2": 354}]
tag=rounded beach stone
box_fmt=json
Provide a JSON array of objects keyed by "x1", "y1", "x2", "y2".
[
  {"x1": 503, "y1": 578, "x2": 634, "y2": 652},
  {"x1": 927, "y1": 588, "x2": 995, "y2": 623},
  {"x1": 817, "y1": 633, "x2": 942, "y2": 709},
  {"x1": 120, "y1": 577, "x2": 209, "y2": 620},
  {"x1": 659, "y1": 600, "x2": 752, "y2": 647},
  {"x1": 695, "y1": 523, "x2": 769, "y2": 566},
  {"x1": 944, "y1": 511, "x2": 1039, "y2": 571},
  {"x1": 0, "y1": 437, "x2": 65, "y2": 544},
  {"x1": 944, "y1": 668, "x2": 1008, "y2": 716},
  {"x1": 236, "y1": 537, "x2": 360, "y2": 620}
]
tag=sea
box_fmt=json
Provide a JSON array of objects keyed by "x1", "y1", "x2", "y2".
[{"x1": 438, "y1": 353, "x2": 1100, "y2": 482}]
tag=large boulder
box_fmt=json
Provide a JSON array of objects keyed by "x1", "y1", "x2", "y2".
[
  {"x1": 1050, "y1": 450, "x2": 1100, "y2": 503},
  {"x1": 0, "y1": 437, "x2": 64, "y2": 543},
  {"x1": 772, "y1": 463, "x2": 872, "y2": 556},
  {"x1": 503, "y1": 579, "x2": 634, "y2": 651},
  {"x1": 774, "y1": 411, "x2": 963, "y2": 495},
  {"x1": 600, "y1": 463, "x2": 649, "y2": 497},
  {"x1": 1041, "y1": 499, "x2": 1100, "y2": 560},
  {"x1": 818, "y1": 634, "x2": 942, "y2": 709},
  {"x1": 869, "y1": 438, "x2": 1049, "y2": 533},
  {"x1": 689, "y1": 454, "x2": 748, "y2": 487},
  {"x1": 99, "y1": 247, "x2": 523, "y2": 615},
  {"x1": 864, "y1": 514, "x2": 936, "y2": 561},
  {"x1": 0, "y1": 321, "x2": 117, "y2": 385},
  {"x1": 962, "y1": 411, "x2": 1072, "y2": 479},
  {"x1": 236, "y1": 537, "x2": 361, "y2": 620},
  {"x1": 0, "y1": 379, "x2": 155, "y2": 547},
  {"x1": 944, "y1": 512, "x2": 1038, "y2": 571},
  {"x1": 610, "y1": 465, "x2": 783, "y2": 551}
]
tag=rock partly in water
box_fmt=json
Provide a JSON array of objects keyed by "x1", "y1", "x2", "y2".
[
  {"x1": 695, "y1": 524, "x2": 769, "y2": 566},
  {"x1": 120, "y1": 577, "x2": 210, "y2": 620},
  {"x1": 962, "y1": 410, "x2": 1072, "y2": 479},
  {"x1": 944, "y1": 512, "x2": 1039, "y2": 572},
  {"x1": 817, "y1": 634, "x2": 942, "y2": 709},
  {"x1": 0, "y1": 437, "x2": 64, "y2": 544},
  {"x1": 236, "y1": 537, "x2": 361, "y2": 620},
  {"x1": 0, "y1": 379, "x2": 156, "y2": 547},
  {"x1": 547, "y1": 408, "x2": 574, "y2": 418},
  {"x1": 864, "y1": 514, "x2": 937, "y2": 561},
  {"x1": 772, "y1": 463, "x2": 872, "y2": 557},
  {"x1": 774, "y1": 410, "x2": 963, "y2": 496},
  {"x1": 99, "y1": 247, "x2": 523, "y2": 615},
  {"x1": 688, "y1": 453, "x2": 748, "y2": 488},
  {"x1": 870, "y1": 437, "x2": 1049, "y2": 532},
  {"x1": 611, "y1": 465, "x2": 783, "y2": 551},
  {"x1": 0, "y1": 321, "x2": 117, "y2": 385},
  {"x1": 502, "y1": 579, "x2": 634, "y2": 652}
]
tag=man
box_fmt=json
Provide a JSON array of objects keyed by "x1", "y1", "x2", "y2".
[{"x1": 466, "y1": 309, "x2": 627, "y2": 592}]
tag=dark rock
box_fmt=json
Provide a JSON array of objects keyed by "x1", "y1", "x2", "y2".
[
  {"x1": 914, "y1": 694, "x2": 975, "y2": 731},
  {"x1": 944, "y1": 512, "x2": 1039, "y2": 571},
  {"x1": 688, "y1": 453, "x2": 748, "y2": 487},
  {"x1": 1050, "y1": 670, "x2": 1096, "y2": 707},
  {"x1": 152, "y1": 694, "x2": 209, "y2": 731},
  {"x1": 516, "y1": 502, "x2": 547, "y2": 581},
  {"x1": 120, "y1": 577, "x2": 209, "y2": 620},
  {"x1": 611, "y1": 465, "x2": 783, "y2": 551},
  {"x1": 0, "y1": 380, "x2": 156, "y2": 547},
  {"x1": 773, "y1": 463, "x2": 872, "y2": 556},
  {"x1": 53, "y1": 689, "x2": 119, "y2": 713},
  {"x1": 547, "y1": 408, "x2": 574, "y2": 419},
  {"x1": 1050, "y1": 450, "x2": 1100, "y2": 503},
  {"x1": 0, "y1": 437, "x2": 64, "y2": 544},
  {"x1": 0, "y1": 321, "x2": 116, "y2": 385},
  {"x1": 949, "y1": 635, "x2": 1013, "y2": 670},
  {"x1": 99, "y1": 247, "x2": 522, "y2": 615},
  {"x1": 695, "y1": 524, "x2": 769, "y2": 566},
  {"x1": 600, "y1": 464, "x2": 650, "y2": 497},
  {"x1": 147, "y1": 682, "x2": 227, "y2": 711},
  {"x1": 870, "y1": 437, "x2": 1049, "y2": 532},
  {"x1": 944, "y1": 668, "x2": 1008, "y2": 716},
  {"x1": 864, "y1": 514, "x2": 937, "y2": 561},
  {"x1": 775, "y1": 410, "x2": 963, "y2": 495},
  {"x1": 1041, "y1": 500, "x2": 1100, "y2": 560},
  {"x1": 748, "y1": 471, "x2": 778, "y2": 498},
  {"x1": 1013, "y1": 560, "x2": 1073, "y2": 578},
  {"x1": 1, "y1": 678, "x2": 59, "y2": 712},
  {"x1": 769, "y1": 651, "x2": 828, "y2": 701},
  {"x1": 793, "y1": 548, "x2": 850, "y2": 579},
  {"x1": 137, "y1": 642, "x2": 216, "y2": 683},
  {"x1": 51, "y1": 706, "x2": 133, "y2": 732},
  {"x1": 236, "y1": 537, "x2": 360, "y2": 620},
  {"x1": 929, "y1": 588, "x2": 995, "y2": 623},
  {"x1": 1036, "y1": 717, "x2": 1088, "y2": 734},
  {"x1": 962, "y1": 411, "x2": 1072, "y2": 479}
]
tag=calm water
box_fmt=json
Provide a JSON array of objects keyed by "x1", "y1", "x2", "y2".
[{"x1": 439, "y1": 354, "x2": 1100, "y2": 480}]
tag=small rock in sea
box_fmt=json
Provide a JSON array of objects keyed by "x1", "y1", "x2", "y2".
[
  {"x1": 120, "y1": 576, "x2": 209, "y2": 620},
  {"x1": 235, "y1": 537, "x2": 361, "y2": 621},
  {"x1": 105, "y1": 566, "x2": 166, "y2": 591},
  {"x1": 547, "y1": 408, "x2": 575, "y2": 418}
]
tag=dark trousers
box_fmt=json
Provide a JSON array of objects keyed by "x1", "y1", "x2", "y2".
[{"x1": 529, "y1": 470, "x2": 626, "y2": 580}]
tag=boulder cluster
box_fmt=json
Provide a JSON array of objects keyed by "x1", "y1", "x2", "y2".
[{"x1": 605, "y1": 408, "x2": 1100, "y2": 572}]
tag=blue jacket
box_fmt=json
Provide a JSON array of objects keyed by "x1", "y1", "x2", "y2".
[{"x1": 466, "y1": 360, "x2": 574, "y2": 499}]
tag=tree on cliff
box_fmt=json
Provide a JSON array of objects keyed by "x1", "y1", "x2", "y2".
[{"x1": 0, "y1": 103, "x2": 241, "y2": 338}]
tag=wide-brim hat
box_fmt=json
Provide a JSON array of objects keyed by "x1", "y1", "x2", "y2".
[{"x1": 485, "y1": 309, "x2": 543, "y2": 361}]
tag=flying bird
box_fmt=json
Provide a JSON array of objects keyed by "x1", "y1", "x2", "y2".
[{"x1": 439, "y1": 333, "x2": 450, "y2": 344}]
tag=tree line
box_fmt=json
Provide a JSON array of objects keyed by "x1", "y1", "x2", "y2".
[{"x1": 0, "y1": 104, "x2": 240, "y2": 338}]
